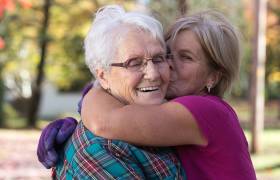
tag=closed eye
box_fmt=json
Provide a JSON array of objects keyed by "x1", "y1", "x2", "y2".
[
  {"x1": 127, "y1": 58, "x2": 143, "y2": 67},
  {"x1": 152, "y1": 55, "x2": 166, "y2": 64},
  {"x1": 179, "y1": 54, "x2": 193, "y2": 62}
]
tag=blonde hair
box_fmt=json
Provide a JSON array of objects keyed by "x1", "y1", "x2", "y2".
[{"x1": 166, "y1": 10, "x2": 241, "y2": 97}]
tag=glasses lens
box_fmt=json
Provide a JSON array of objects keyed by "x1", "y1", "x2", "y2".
[
  {"x1": 126, "y1": 55, "x2": 167, "y2": 71},
  {"x1": 127, "y1": 58, "x2": 143, "y2": 71},
  {"x1": 152, "y1": 55, "x2": 166, "y2": 64}
]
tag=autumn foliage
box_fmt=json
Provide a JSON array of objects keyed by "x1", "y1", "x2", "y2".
[{"x1": 0, "y1": 0, "x2": 31, "y2": 49}]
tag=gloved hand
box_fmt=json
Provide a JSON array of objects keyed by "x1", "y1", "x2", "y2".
[
  {"x1": 37, "y1": 117, "x2": 78, "y2": 169},
  {"x1": 37, "y1": 83, "x2": 93, "y2": 169}
]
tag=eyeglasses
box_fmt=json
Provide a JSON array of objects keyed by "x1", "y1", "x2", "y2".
[{"x1": 111, "y1": 54, "x2": 171, "y2": 72}]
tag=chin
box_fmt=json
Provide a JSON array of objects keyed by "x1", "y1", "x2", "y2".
[{"x1": 137, "y1": 98, "x2": 164, "y2": 105}]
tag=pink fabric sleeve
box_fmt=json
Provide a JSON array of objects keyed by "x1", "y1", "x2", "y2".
[{"x1": 172, "y1": 95, "x2": 231, "y2": 145}]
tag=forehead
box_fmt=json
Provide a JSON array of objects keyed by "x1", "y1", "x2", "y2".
[
  {"x1": 170, "y1": 30, "x2": 202, "y2": 55},
  {"x1": 115, "y1": 28, "x2": 165, "y2": 61}
]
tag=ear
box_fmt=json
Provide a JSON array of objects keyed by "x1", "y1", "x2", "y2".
[
  {"x1": 206, "y1": 71, "x2": 221, "y2": 88},
  {"x1": 95, "y1": 68, "x2": 110, "y2": 90}
]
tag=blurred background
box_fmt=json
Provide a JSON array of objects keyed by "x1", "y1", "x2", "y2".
[{"x1": 0, "y1": 0, "x2": 279, "y2": 179}]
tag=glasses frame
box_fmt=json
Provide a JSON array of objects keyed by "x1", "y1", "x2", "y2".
[{"x1": 111, "y1": 54, "x2": 173, "y2": 71}]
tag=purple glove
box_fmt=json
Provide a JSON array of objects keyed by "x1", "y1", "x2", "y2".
[
  {"x1": 37, "y1": 117, "x2": 78, "y2": 169},
  {"x1": 37, "y1": 83, "x2": 92, "y2": 169}
]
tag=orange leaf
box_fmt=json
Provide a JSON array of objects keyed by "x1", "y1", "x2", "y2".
[
  {"x1": 18, "y1": 0, "x2": 32, "y2": 9},
  {"x1": 0, "y1": 0, "x2": 15, "y2": 13},
  {"x1": 0, "y1": 36, "x2": 5, "y2": 49}
]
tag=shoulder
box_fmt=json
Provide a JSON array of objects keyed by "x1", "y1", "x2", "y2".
[
  {"x1": 171, "y1": 96, "x2": 240, "y2": 143},
  {"x1": 172, "y1": 95, "x2": 220, "y2": 106},
  {"x1": 66, "y1": 122, "x2": 142, "y2": 160},
  {"x1": 63, "y1": 122, "x2": 108, "y2": 162},
  {"x1": 171, "y1": 95, "x2": 233, "y2": 117}
]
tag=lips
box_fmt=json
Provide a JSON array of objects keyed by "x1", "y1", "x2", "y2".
[{"x1": 137, "y1": 86, "x2": 160, "y2": 92}]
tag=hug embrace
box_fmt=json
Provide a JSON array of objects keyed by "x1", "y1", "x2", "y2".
[{"x1": 37, "y1": 4, "x2": 257, "y2": 180}]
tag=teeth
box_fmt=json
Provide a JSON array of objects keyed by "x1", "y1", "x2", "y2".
[{"x1": 138, "y1": 86, "x2": 159, "y2": 92}]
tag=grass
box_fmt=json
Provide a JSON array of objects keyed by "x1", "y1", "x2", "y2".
[
  {"x1": 230, "y1": 100, "x2": 280, "y2": 178},
  {"x1": 245, "y1": 129, "x2": 280, "y2": 179}
]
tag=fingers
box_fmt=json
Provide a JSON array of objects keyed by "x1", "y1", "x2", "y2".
[
  {"x1": 37, "y1": 126, "x2": 55, "y2": 169},
  {"x1": 37, "y1": 119, "x2": 63, "y2": 168},
  {"x1": 41, "y1": 152, "x2": 56, "y2": 169},
  {"x1": 43, "y1": 149, "x2": 58, "y2": 169},
  {"x1": 37, "y1": 126, "x2": 48, "y2": 163},
  {"x1": 37, "y1": 118, "x2": 77, "y2": 169},
  {"x1": 44, "y1": 120, "x2": 63, "y2": 150},
  {"x1": 56, "y1": 117, "x2": 78, "y2": 144}
]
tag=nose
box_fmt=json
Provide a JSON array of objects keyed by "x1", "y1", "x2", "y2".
[
  {"x1": 168, "y1": 59, "x2": 178, "y2": 82},
  {"x1": 143, "y1": 61, "x2": 160, "y2": 81}
]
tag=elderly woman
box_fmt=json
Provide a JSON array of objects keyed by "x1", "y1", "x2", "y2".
[
  {"x1": 41, "y1": 5, "x2": 186, "y2": 179},
  {"x1": 38, "y1": 8, "x2": 257, "y2": 180}
]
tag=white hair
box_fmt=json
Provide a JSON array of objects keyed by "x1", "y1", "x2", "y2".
[{"x1": 84, "y1": 5, "x2": 165, "y2": 76}]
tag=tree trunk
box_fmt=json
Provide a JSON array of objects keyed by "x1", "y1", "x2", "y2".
[
  {"x1": 177, "y1": 0, "x2": 189, "y2": 16},
  {"x1": 0, "y1": 69, "x2": 4, "y2": 127},
  {"x1": 250, "y1": 0, "x2": 267, "y2": 154},
  {"x1": 27, "y1": 0, "x2": 51, "y2": 127}
]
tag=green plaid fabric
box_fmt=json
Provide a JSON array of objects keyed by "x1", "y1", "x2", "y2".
[{"x1": 54, "y1": 122, "x2": 186, "y2": 180}]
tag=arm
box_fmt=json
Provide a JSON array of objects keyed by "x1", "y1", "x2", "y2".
[{"x1": 81, "y1": 88, "x2": 207, "y2": 146}]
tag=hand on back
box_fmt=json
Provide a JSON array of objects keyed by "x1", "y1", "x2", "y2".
[{"x1": 37, "y1": 117, "x2": 78, "y2": 169}]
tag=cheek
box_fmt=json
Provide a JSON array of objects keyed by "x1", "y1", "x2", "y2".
[
  {"x1": 110, "y1": 77, "x2": 139, "y2": 104},
  {"x1": 108, "y1": 71, "x2": 137, "y2": 98},
  {"x1": 160, "y1": 67, "x2": 170, "y2": 83},
  {"x1": 177, "y1": 67, "x2": 190, "y2": 81},
  {"x1": 179, "y1": 63, "x2": 204, "y2": 81},
  {"x1": 124, "y1": 74, "x2": 143, "y2": 94},
  {"x1": 196, "y1": 66, "x2": 210, "y2": 81}
]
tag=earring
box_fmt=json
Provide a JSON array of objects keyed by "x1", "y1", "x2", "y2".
[{"x1": 206, "y1": 84, "x2": 212, "y2": 93}]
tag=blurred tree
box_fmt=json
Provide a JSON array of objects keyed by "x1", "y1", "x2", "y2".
[
  {"x1": 27, "y1": 0, "x2": 126, "y2": 125},
  {"x1": 251, "y1": 0, "x2": 267, "y2": 154},
  {"x1": 0, "y1": 0, "x2": 9, "y2": 126},
  {"x1": 1, "y1": 0, "x2": 136, "y2": 126},
  {"x1": 266, "y1": 0, "x2": 280, "y2": 100},
  {"x1": 45, "y1": 0, "x2": 95, "y2": 92},
  {"x1": 266, "y1": 0, "x2": 280, "y2": 119},
  {"x1": 147, "y1": 0, "x2": 178, "y2": 29},
  {"x1": 0, "y1": 0, "x2": 32, "y2": 126},
  {"x1": 0, "y1": 67, "x2": 4, "y2": 126},
  {"x1": 45, "y1": 0, "x2": 136, "y2": 92},
  {"x1": 177, "y1": 0, "x2": 188, "y2": 16},
  {"x1": 27, "y1": 0, "x2": 51, "y2": 127}
]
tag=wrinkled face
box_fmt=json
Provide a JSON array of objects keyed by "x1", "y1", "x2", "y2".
[
  {"x1": 166, "y1": 30, "x2": 213, "y2": 99},
  {"x1": 103, "y1": 29, "x2": 170, "y2": 105}
]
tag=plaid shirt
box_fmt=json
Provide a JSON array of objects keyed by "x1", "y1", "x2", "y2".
[{"x1": 54, "y1": 121, "x2": 186, "y2": 180}]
